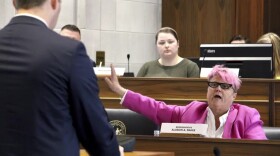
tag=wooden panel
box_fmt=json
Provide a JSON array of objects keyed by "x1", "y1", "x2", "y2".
[
  {"x1": 275, "y1": 103, "x2": 280, "y2": 127},
  {"x1": 264, "y1": 0, "x2": 280, "y2": 35},
  {"x1": 132, "y1": 136, "x2": 280, "y2": 156},
  {"x1": 162, "y1": 0, "x2": 236, "y2": 57},
  {"x1": 196, "y1": 0, "x2": 235, "y2": 44},
  {"x1": 235, "y1": 0, "x2": 264, "y2": 42},
  {"x1": 235, "y1": 80, "x2": 270, "y2": 101},
  {"x1": 162, "y1": 0, "x2": 280, "y2": 57},
  {"x1": 124, "y1": 151, "x2": 174, "y2": 156},
  {"x1": 275, "y1": 82, "x2": 280, "y2": 102},
  {"x1": 274, "y1": 82, "x2": 280, "y2": 126},
  {"x1": 99, "y1": 78, "x2": 209, "y2": 100},
  {"x1": 80, "y1": 149, "x2": 174, "y2": 156},
  {"x1": 99, "y1": 78, "x2": 271, "y2": 101}
]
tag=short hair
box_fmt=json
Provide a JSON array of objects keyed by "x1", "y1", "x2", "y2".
[
  {"x1": 13, "y1": 0, "x2": 46, "y2": 9},
  {"x1": 208, "y1": 65, "x2": 241, "y2": 92},
  {"x1": 155, "y1": 27, "x2": 179, "y2": 44},
  {"x1": 229, "y1": 34, "x2": 251, "y2": 43},
  {"x1": 61, "y1": 24, "x2": 81, "y2": 34}
]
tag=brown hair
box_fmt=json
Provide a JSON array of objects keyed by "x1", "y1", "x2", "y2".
[
  {"x1": 155, "y1": 27, "x2": 179, "y2": 44},
  {"x1": 61, "y1": 24, "x2": 81, "y2": 35},
  {"x1": 13, "y1": 0, "x2": 47, "y2": 9},
  {"x1": 229, "y1": 34, "x2": 251, "y2": 43}
]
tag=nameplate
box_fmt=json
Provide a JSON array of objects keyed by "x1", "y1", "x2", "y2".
[
  {"x1": 160, "y1": 123, "x2": 208, "y2": 137},
  {"x1": 93, "y1": 67, "x2": 125, "y2": 76}
]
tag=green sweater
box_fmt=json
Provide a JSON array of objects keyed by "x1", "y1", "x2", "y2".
[{"x1": 136, "y1": 58, "x2": 200, "y2": 77}]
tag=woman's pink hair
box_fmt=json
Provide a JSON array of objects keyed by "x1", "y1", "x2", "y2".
[{"x1": 207, "y1": 65, "x2": 241, "y2": 92}]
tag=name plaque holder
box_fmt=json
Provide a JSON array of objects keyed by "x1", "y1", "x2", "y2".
[{"x1": 159, "y1": 123, "x2": 208, "y2": 138}]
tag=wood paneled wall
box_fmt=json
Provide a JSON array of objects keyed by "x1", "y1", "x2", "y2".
[
  {"x1": 162, "y1": 0, "x2": 280, "y2": 58},
  {"x1": 235, "y1": 0, "x2": 264, "y2": 42},
  {"x1": 275, "y1": 82, "x2": 280, "y2": 126},
  {"x1": 264, "y1": 0, "x2": 280, "y2": 36},
  {"x1": 162, "y1": 0, "x2": 235, "y2": 57}
]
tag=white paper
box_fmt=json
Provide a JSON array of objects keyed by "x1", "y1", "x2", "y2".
[
  {"x1": 200, "y1": 67, "x2": 240, "y2": 78},
  {"x1": 93, "y1": 67, "x2": 125, "y2": 76}
]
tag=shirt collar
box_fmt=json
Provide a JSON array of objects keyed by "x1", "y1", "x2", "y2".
[
  {"x1": 207, "y1": 107, "x2": 229, "y2": 127},
  {"x1": 206, "y1": 107, "x2": 230, "y2": 138},
  {"x1": 15, "y1": 13, "x2": 48, "y2": 27}
]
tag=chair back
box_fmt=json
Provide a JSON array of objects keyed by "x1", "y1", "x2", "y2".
[
  {"x1": 106, "y1": 108, "x2": 158, "y2": 135},
  {"x1": 263, "y1": 126, "x2": 280, "y2": 140}
]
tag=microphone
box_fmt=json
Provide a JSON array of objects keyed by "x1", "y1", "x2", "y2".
[
  {"x1": 127, "y1": 54, "x2": 130, "y2": 73},
  {"x1": 199, "y1": 49, "x2": 208, "y2": 78},
  {"x1": 213, "y1": 147, "x2": 220, "y2": 156},
  {"x1": 123, "y1": 53, "x2": 134, "y2": 77},
  {"x1": 200, "y1": 49, "x2": 207, "y2": 69}
]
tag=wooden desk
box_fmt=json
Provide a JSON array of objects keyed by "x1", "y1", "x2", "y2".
[
  {"x1": 98, "y1": 77, "x2": 280, "y2": 126},
  {"x1": 80, "y1": 149, "x2": 174, "y2": 156},
  {"x1": 131, "y1": 135, "x2": 280, "y2": 156},
  {"x1": 274, "y1": 81, "x2": 280, "y2": 126}
]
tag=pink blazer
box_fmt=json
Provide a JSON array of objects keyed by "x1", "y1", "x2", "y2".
[{"x1": 123, "y1": 90, "x2": 267, "y2": 140}]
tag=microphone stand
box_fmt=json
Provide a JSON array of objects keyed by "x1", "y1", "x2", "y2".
[
  {"x1": 199, "y1": 49, "x2": 208, "y2": 78},
  {"x1": 200, "y1": 49, "x2": 207, "y2": 70},
  {"x1": 128, "y1": 54, "x2": 130, "y2": 73},
  {"x1": 123, "y1": 54, "x2": 134, "y2": 77}
]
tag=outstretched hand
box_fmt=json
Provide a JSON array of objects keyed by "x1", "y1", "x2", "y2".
[
  {"x1": 104, "y1": 64, "x2": 127, "y2": 96},
  {"x1": 119, "y1": 146, "x2": 124, "y2": 156}
]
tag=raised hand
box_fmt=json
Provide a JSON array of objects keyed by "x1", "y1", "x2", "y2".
[{"x1": 104, "y1": 64, "x2": 127, "y2": 96}]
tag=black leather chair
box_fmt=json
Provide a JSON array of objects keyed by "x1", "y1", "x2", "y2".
[
  {"x1": 106, "y1": 108, "x2": 158, "y2": 135},
  {"x1": 263, "y1": 126, "x2": 280, "y2": 140}
]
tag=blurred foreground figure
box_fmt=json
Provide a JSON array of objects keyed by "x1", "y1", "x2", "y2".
[{"x1": 0, "y1": 0, "x2": 121, "y2": 155}]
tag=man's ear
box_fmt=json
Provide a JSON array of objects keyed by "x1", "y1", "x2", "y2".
[
  {"x1": 13, "y1": 0, "x2": 17, "y2": 9},
  {"x1": 51, "y1": 0, "x2": 58, "y2": 10}
]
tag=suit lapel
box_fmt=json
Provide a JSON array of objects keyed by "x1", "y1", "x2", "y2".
[{"x1": 196, "y1": 109, "x2": 208, "y2": 123}]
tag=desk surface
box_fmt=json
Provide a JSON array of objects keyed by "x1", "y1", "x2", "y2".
[
  {"x1": 80, "y1": 149, "x2": 174, "y2": 156},
  {"x1": 80, "y1": 135, "x2": 280, "y2": 156},
  {"x1": 131, "y1": 135, "x2": 280, "y2": 156}
]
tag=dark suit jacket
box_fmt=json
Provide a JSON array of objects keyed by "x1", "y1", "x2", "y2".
[{"x1": 0, "y1": 16, "x2": 119, "y2": 156}]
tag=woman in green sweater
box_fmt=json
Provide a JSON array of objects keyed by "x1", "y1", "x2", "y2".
[{"x1": 137, "y1": 27, "x2": 199, "y2": 77}]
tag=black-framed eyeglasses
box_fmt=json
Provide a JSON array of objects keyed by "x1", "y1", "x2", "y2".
[{"x1": 207, "y1": 82, "x2": 232, "y2": 90}]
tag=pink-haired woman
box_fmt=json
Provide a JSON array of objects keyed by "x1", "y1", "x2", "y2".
[{"x1": 105, "y1": 64, "x2": 267, "y2": 140}]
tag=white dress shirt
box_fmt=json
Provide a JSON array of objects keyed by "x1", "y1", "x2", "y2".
[{"x1": 205, "y1": 107, "x2": 229, "y2": 138}]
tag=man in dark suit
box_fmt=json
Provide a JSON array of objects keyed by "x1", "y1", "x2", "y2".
[
  {"x1": 0, "y1": 0, "x2": 121, "y2": 156},
  {"x1": 60, "y1": 24, "x2": 82, "y2": 41}
]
